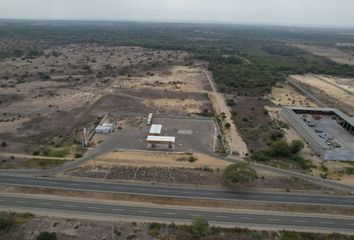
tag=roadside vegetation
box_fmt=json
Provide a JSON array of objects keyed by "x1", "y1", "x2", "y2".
[
  {"x1": 251, "y1": 140, "x2": 313, "y2": 171},
  {"x1": 223, "y1": 163, "x2": 258, "y2": 185}
]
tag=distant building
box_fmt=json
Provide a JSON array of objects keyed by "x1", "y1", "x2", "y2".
[
  {"x1": 95, "y1": 123, "x2": 115, "y2": 134},
  {"x1": 147, "y1": 113, "x2": 153, "y2": 125},
  {"x1": 281, "y1": 106, "x2": 354, "y2": 162}
]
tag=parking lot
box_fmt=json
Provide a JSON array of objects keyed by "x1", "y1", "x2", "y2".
[
  {"x1": 299, "y1": 114, "x2": 354, "y2": 152},
  {"x1": 101, "y1": 117, "x2": 218, "y2": 154}
]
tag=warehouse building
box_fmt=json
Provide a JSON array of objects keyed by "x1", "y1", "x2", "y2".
[{"x1": 281, "y1": 106, "x2": 354, "y2": 161}]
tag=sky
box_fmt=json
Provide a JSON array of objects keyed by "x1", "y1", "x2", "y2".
[{"x1": 0, "y1": 0, "x2": 354, "y2": 27}]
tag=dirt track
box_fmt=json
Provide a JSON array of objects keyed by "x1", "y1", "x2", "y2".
[{"x1": 204, "y1": 71, "x2": 248, "y2": 156}]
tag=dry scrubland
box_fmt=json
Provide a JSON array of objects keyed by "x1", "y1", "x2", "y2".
[{"x1": 0, "y1": 44, "x2": 213, "y2": 157}]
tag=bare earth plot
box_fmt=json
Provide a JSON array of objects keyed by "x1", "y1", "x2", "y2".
[
  {"x1": 294, "y1": 44, "x2": 354, "y2": 65},
  {"x1": 290, "y1": 74, "x2": 354, "y2": 116},
  {"x1": 268, "y1": 83, "x2": 318, "y2": 108},
  {"x1": 0, "y1": 44, "x2": 202, "y2": 155}
]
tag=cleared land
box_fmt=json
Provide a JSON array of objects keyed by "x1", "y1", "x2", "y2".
[
  {"x1": 268, "y1": 83, "x2": 318, "y2": 108},
  {"x1": 0, "y1": 44, "x2": 214, "y2": 158},
  {"x1": 294, "y1": 44, "x2": 354, "y2": 65},
  {"x1": 290, "y1": 74, "x2": 354, "y2": 116}
]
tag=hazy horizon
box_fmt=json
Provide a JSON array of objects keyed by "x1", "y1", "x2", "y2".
[{"x1": 1, "y1": 0, "x2": 354, "y2": 28}]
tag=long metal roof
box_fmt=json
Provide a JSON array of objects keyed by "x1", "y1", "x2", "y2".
[
  {"x1": 287, "y1": 106, "x2": 354, "y2": 127},
  {"x1": 147, "y1": 136, "x2": 175, "y2": 143}
]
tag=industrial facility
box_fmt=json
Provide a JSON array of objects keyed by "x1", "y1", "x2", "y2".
[
  {"x1": 146, "y1": 113, "x2": 176, "y2": 150},
  {"x1": 281, "y1": 107, "x2": 354, "y2": 161}
]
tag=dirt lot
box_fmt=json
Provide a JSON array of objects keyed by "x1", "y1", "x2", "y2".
[
  {"x1": 290, "y1": 74, "x2": 354, "y2": 115},
  {"x1": 294, "y1": 44, "x2": 354, "y2": 65},
  {"x1": 0, "y1": 44, "x2": 213, "y2": 156},
  {"x1": 90, "y1": 151, "x2": 228, "y2": 169},
  {"x1": 268, "y1": 82, "x2": 318, "y2": 108}
]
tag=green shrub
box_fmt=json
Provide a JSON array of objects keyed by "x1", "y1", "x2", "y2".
[
  {"x1": 191, "y1": 217, "x2": 209, "y2": 237},
  {"x1": 36, "y1": 231, "x2": 57, "y2": 240},
  {"x1": 290, "y1": 140, "x2": 304, "y2": 154},
  {"x1": 0, "y1": 212, "x2": 13, "y2": 231},
  {"x1": 223, "y1": 163, "x2": 258, "y2": 184},
  {"x1": 148, "y1": 222, "x2": 161, "y2": 237},
  {"x1": 251, "y1": 151, "x2": 270, "y2": 162}
]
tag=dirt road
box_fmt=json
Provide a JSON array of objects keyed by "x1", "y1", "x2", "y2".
[{"x1": 204, "y1": 71, "x2": 248, "y2": 156}]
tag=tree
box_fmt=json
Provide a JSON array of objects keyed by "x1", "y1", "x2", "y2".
[
  {"x1": 224, "y1": 122, "x2": 231, "y2": 129},
  {"x1": 223, "y1": 163, "x2": 258, "y2": 184},
  {"x1": 36, "y1": 232, "x2": 57, "y2": 240},
  {"x1": 1, "y1": 141, "x2": 7, "y2": 147},
  {"x1": 267, "y1": 140, "x2": 291, "y2": 157},
  {"x1": 191, "y1": 217, "x2": 209, "y2": 237},
  {"x1": 290, "y1": 140, "x2": 304, "y2": 154}
]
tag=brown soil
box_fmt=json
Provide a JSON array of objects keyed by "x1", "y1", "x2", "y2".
[{"x1": 290, "y1": 74, "x2": 354, "y2": 115}]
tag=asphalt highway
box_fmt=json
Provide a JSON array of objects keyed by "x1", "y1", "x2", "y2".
[
  {"x1": 0, "y1": 195, "x2": 353, "y2": 232},
  {"x1": 0, "y1": 175, "x2": 353, "y2": 206}
]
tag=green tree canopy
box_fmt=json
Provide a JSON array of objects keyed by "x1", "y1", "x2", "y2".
[
  {"x1": 290, "y1": 140, "x2": 305, "y2": 154},
  {"x1": 36, "y1": 232, "x2": 57, "y2": 240},
  {"x1": 191, "y1": 217, "x2": 209, "y2": 237},
  {"x1": 223, "y1": 163, "x2": 258, "y2": 184}
]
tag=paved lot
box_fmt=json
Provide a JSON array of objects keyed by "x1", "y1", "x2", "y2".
[
  {"x1": 310, "y1": 115, "x2": 354, "y2": 152},
  {"x1": 108, "y1": 117, "x2": 217, "y2": 154}
]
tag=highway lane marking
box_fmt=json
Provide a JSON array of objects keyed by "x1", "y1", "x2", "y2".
[
  {"x1": 138, "y1": 210, "x2": 150, "y2": 214},
  {"x1": 240, "y1": 217, "x2": 254, "y2": 220},
  {"x1": 267, "y1": 218, "x2": 281, "y2": 221},
  {"x1": 136, "y1": 188, "x2": 145, "y2": 191},
  {"x1": 62, "y1": 204, "x2": 75, "y2": 208},
  {"x1": 112, "y1": 208, "x2": 123, "y2": 211},
  {"x1": 189, "y1": 214, "x2": 202, "y2": 217},
  {"x1": 158, "y1": 190, "x2": 168, "y2": 193},
  {"x1": 47, "y1": 182, "x2": 59, "y2": 185},
  {"x1": 15, "y1": 200, "x2": 26, "y2": 204},
  {"x1": 69, "y1": 183, "x2": 80, "y2": 186},
  {"x1": 320, "y1": 221, "x2": 334, "y2": 224},
  {"x1": 6, "y1": 178, "x2": 16, "y2": 181},
  {"x1": 215, "y1": 215, "x2": 228, "y2": 219},
  {"x1": 39, "y1": 202, "x2": 52, "y2": 206},
  {"x1": 163, "y1": 212, "x2": 176, "y2": 215},
  {"x1": 87, "y1": 206, "x2": 99, "y2": 210},
  {"x1": 347, "y1": 223, "x2": 354, "y2": 226},
  {"x1": 293, "y1": 220, "x2": 307, "y2": 223}
]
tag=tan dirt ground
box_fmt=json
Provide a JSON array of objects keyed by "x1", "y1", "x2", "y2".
[
  {"x1": 268, "y1": 83, "x2": 318, "y2": 108},
  {"x1": 84, "y1": 151, "x2": 230, "y2": 169},
  {"x1": 290, "y1": 74, "x2": 354, "y2": 115},
  {"x1": 294, "y1": 44, "x2": 354, "y2": 65},
  {"x1": 142, "y1": 98, "x2": 203, "y2": 114}
]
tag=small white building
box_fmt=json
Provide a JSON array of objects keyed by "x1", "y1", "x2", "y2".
[
  {"x1": 149, "y1": 124, "x2": 162, "y2": 136},
  {"x1": 147, "y1": 113, "x2": 153, "y2": 125},
  {"x1": 146, "y1": 135, "x2": 175, "y2": 149},
  {"x1": 95, "y1": 123, "x2": 115, "y2": 134}
]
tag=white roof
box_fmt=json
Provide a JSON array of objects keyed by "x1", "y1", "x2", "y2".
[
  {"x1": 148, "y1": 113, "x2": 153, "y2": 119},
  {"x1": 149, "y1": 124, "x2": 162, "y2": 134},
  {"x1": 147, "y1": 136, "x2": 175, "y2": 143},
  {"x1": 96, "y1": 126, "x2": 112, "y2": 131},
  {"x1": 102, "y1": 123, "x2": 114, "y2": 127}
]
